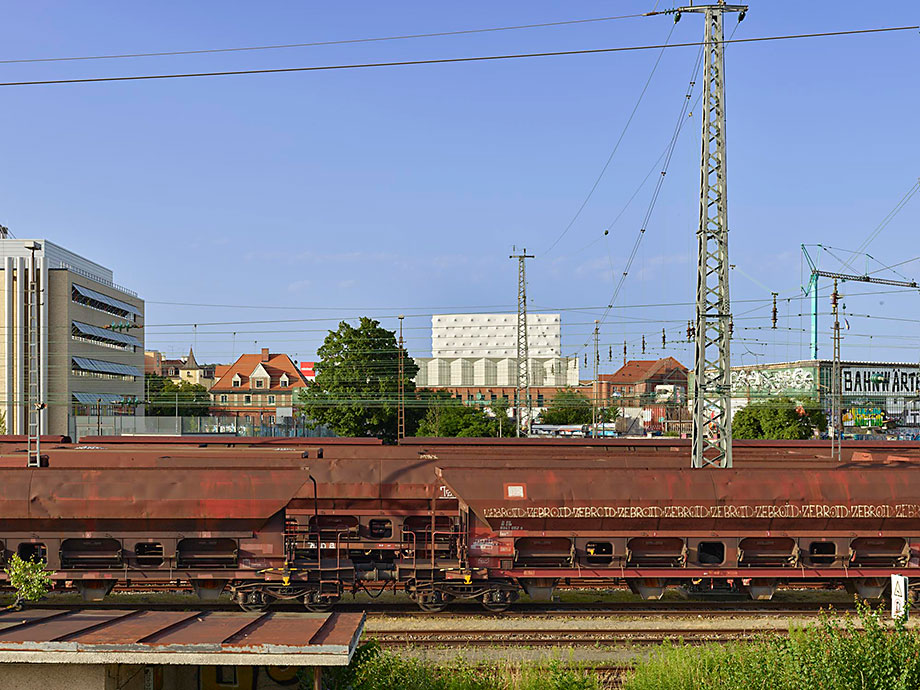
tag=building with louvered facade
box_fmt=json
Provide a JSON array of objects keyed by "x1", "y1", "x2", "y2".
[{"x1": 0, "y1": 238, "x2": 144, "y2": 436}]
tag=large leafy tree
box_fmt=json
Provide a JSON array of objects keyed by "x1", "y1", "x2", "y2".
[
  {"x1": 416, "y1": 398, "x2": 499, "y2": 437},
  {"x1": 145, "y1": 375, "x2": 210, "y2": 417},
  {"x1": 299, "y1": 317, "x2": 418, "y2": 440},
  {"x1": 733, "y1": 397, "x2": 827, "y2": 440},
  {"x1": 539, "y1": 387, "x2": 617, "y2": 425}
]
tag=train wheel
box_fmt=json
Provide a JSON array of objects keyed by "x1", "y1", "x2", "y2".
[
  {"x1": 238, "y1": 590, "x2": 270, "y2": 612},
  {"x1": 480, "y1": 589, "x2": 512, "y2": 613},
  {"x1": 302, "y1": 591, "x2": 338, "y2": 612},
  {"x1": 415, "y1": 591, "x2": 452, "y2": 613},
  {"x1": 417, "y1": 599, "x2": 449, "y2": 613}
]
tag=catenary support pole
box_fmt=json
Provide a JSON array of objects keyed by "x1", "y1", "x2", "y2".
[
  {"x1": 510, "y1": 248, "x2": 534, "y2": 436},
  {"x1": 673, "y1": 2, "x2": 747, "y2": 468}
]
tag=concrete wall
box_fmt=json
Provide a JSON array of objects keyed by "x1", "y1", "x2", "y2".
[
  {"x1": 0, "y1": 664, "x2": 313, "y2": 690},
  {"x1": 0, "y1": 664, "x2": 109, "y2": 690}
]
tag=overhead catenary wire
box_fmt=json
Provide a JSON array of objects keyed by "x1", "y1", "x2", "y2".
[
  {"x1": 840, "y1": 178, "x2": 920, "y2": 272},
  {"x1": 0, "y1": 26, "x2": 914, "y2": 88},
  {"x1": 568, "y1": 27, "x2": 710, "y2": 357},
  {"x1": 544, "y1": 22, "x2": 677, "y2": 255},
  {"x1": 0, "y1": 13, "x2": 650, "y2": 65}
]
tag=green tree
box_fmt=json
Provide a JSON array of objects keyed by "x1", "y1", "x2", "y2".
[
  {"x1": 732, "y1": 397, "x2": 827, "y2": 440},
  {"x1": 539, "y1": 388, "x2": 617, "y2": 425},
  {"x1": 416, "y1": 398, "x2": 499, "y2": 437},
  {"x1": 145, "y1": 374, "x2": 211, "y2": 417},
  {"x1": 3, "y1": 553, "x2": 53, "y2": 611},
  {"x1": 489, "y1": 396, "x2": 510, "y2": 437},
  {"x1": 299, "y1": 318, "x2": 418, "y2": 440}
]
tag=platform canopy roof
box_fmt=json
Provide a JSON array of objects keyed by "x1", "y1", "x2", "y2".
[{"x1": 0, "y1": 609, "x2": 364, "y2": 666}]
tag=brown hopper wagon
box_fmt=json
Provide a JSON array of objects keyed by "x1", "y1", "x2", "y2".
[{"x1": 0, "y1": 440, "x2": 919, "y2": 610}]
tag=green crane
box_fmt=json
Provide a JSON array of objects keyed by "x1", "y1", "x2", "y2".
[{"x1": 801, "y1": 244, "x2": 918, "y2": 359}]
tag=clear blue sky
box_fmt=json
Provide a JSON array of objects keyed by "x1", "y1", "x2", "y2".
[{"x1": 0, "y1": 2, "x2": 916, "y2": 370}]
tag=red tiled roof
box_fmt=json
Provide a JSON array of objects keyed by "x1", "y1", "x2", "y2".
[
  {"x1": 600, "y1": 357, "x2": 687, "y2": 384},
  {"x1": 210, "y1": 352, "x2": 308, "y2": 392}
]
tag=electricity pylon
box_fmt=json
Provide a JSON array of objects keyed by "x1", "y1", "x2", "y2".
[{"x1": 671, "y1": 2, "x2": 747, "y2": 468}]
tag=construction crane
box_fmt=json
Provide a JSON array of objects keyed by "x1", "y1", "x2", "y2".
[{"x1": 801, "y1": 244, "x2": 919, "y2": 359}]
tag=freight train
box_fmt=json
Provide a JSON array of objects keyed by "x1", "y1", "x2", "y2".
[{"x1": 2, "y1": 437, "x2": 920, "y2": 611}]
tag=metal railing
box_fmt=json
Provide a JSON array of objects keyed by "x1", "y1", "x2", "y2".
[{"x1": 53, "y1": 260, "x2": 138, "y2": 297}]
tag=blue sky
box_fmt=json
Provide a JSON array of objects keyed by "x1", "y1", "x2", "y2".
[{"x1": 0, "y1": 2, "x2": 916, "y2": 370}]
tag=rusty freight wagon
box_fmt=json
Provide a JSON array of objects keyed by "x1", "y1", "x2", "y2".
[{"x1": 2, "y1": 444, "x2": 920, "y2": 611}]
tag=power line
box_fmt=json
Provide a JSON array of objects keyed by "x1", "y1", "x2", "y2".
[
  {"x1": 544, "y1": 22, "x2": 676, "y2": 255},
  {"x1": 0, "y1": 13, "x2": 649, "y2": 65},
  {"x1": 847, "y1": 178, "x2": 920, "y2": 267},
  {"x1": 568, "y1": 26, "x2": 710, "y2": 357},
  {"x1": 0, "y1": 26, "x2": 914, "y2": 88}
]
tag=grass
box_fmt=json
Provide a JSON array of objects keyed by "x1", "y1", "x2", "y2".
[
  {"x1": 309, "y1": 642, "x2": 602, "y2": 690},
  {"x1": 625, "y1": 602, "x2": 920, "y2": 690}
]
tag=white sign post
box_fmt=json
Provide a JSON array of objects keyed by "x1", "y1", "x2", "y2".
[{"x1": 891, "y1": 574, "x2": 908, "y2": 619}]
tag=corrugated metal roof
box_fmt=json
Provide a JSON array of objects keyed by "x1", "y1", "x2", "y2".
[
  {"x1": 72, "y1": 283, "x2": 141, "y2": 317},
  {"x1": 72, "y1": 320, "x2": 141, "y2": 347},
  {"x1": 0, "y1": 609, "x2": 364, "y2": 666},
  {"x1": 72, "y1": 356, "x2": 140, "y2": 377},
  {"x1": 72, "y1": 392, "x2": 127, "y2": 404}
]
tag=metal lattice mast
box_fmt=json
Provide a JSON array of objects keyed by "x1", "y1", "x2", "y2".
[
  {"x1": 679, "y1": 3, "x2": 746, "y2": 469},
  {"x1": 26, "y1": 243, "x2": 42, "y2": 468},
  {"x1": 397, "y1": 315, "x2": 406, "y2": 440},
  {"x1": 830, "y1": 280, "x2": 842, "y2": 461},
  {"x1": 510, "y1": 248, "x2": 534, "y2": 437},
  {"x1": 592, "y1": 321, "x2": 599, "y2": 436}
]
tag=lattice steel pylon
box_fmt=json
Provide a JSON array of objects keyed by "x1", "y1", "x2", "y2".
[
  {"x1": 677, "y1": 3, "x2": 747, "y2": 469},
  {"x1": 26, "y1": 243, "x2": 43, "y2": 468},
  {"x1": 510, "y1": 248, "x2": 534, "y2": 437},
  {"x1": 830, "y1": 280, "x2": 842, "y2": 461},
  {"x1": 397, "y1": 314, "x2": 406, "y2": 440}
]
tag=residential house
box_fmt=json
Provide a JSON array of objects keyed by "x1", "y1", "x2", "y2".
[{"x1": 209, "y1": 348, "x2": 308, "y2": 424}]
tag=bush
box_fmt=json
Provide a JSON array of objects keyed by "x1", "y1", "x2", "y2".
[
  {"x1": 309, "y1": 642, "x2": 600, "y2": 690},
  {"x1": 3, "y1": 553, "x2": 53, "y2": 610},
  {"x1": 732, "y1": 396, "x2": 827, "y2": 440},
  {"x1": 625, "y1": 602, "x2": 920, "y2": 690}
]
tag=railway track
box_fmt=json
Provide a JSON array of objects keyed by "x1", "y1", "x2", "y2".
[
  {"x1": 371, "y1": 625, "x2": 775, "y2": 647},
  {"x1": 15, "y1": 598, "x2": 857, "y2": 617}
]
